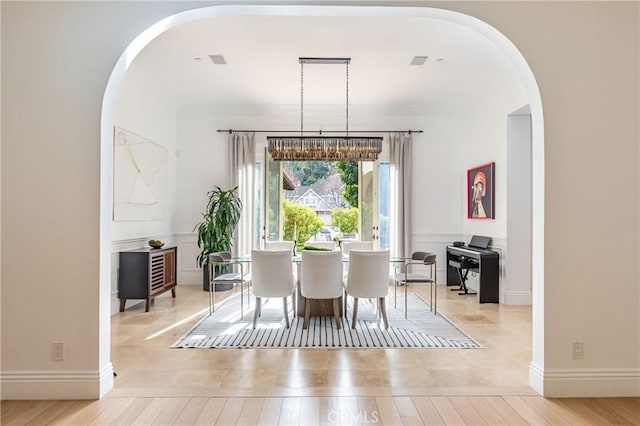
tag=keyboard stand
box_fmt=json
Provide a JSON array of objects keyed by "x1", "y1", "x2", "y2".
[{"x1": 448, "y1": 258, "x2": 477, "y2": 296}]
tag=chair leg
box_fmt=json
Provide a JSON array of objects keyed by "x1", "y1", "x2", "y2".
[
  {"x1": 333, "y1": 298, "x2": 341, "y2": 330},
  {"x1": 253, "y1": 297, "x2": 261, "y2": 329},
  {"x1": 433, "y1": 266, "x2": 437, "y2": 314},
  {"x1": 283, "y1": 297, "x2": 290, "y2": 329},
  {"x1": 405, "y1": 279, "x2": 408, "y2": 319},
  {"x1": 394, "y1": 279, "x2": 397, "y2": 308},
  {"x1": 379, "y1": 297, "x2": 389, "y2": 329},
  {"x1": 343, "y1": 290, "x2": 348, "y2": 318},
  {"x1": 303, "y1": 297, "x2": 311, "y2": 330},
  {"x1": 351, "y1": 297, "x2": 359, "y2": 329}
]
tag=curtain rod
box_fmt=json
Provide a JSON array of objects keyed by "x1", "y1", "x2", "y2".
[{"x1": 216, "y1": 129, "x2": 423, "y2": 134}]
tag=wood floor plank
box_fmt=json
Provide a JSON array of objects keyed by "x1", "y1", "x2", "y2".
[
  {"x1": 0, "y1": 400, "x2": 20, "y2": 416},
  {"x1": 298, "y1": 397, "x2": 320, "y2": 426},
  {"x1": 172, "y1": 398, "x2": 209, "y2": 425},
  {"x1": 587, "y1": 398, "x2": 637, "y2": 425},
  {"x1": 555, "y1": 398, "x2": 614, "y2": 425},
  {"x1": 278, "y1": 397, "x2": 301, "y2": 426},
  {"x1": 5, "y1": 400, "x2": 56, "y2": 425},
  {"x1": 46, "y1": 400, "x2": 95, "y2": 425},
  {"x1": 538, "y1": 398, "x2": 609, "y2": 426},
  {"x1": 195, "y1": 398, "x2": 226, "y2": 425},
  {"x1": 1, "y1": 401, "x2": 43, "y2": 425},
  {"x1": 237, "y1": 397, "x2": 265, "y2": 426},
  {"x1": 257, "y1": 397, "x2": 283, "y2": 426},
  {"x1": 466, "y1": 396, "x2": 508, "y2": 425},
  {"x1": 411, "y1": 397, "x2": 444, "y2": 426},
  {"x1": 109, "y1": 397, "x2": 152, "y2": 425},
  {"x1": 338, "y1": 396, "x2": 360, "y2": 426},
  {"x1": 152, "y1": 397, "x2": 190, "y2": 425},
  {"x1": 607, "y1": 398, "x2": 640, "y2": 424},
  {"x1": 503, "y1": 396, "x2": 551, "y2": 425},
  {"x1": 215, "y1": 397, "x2": 246, "y2": 426},
  {"x1": 520, "y1": 396, "x2": 571, "y2": 425},
  {"x1": 49, "y1": 398, "x2": 117, "y2": 425},
  {"x1": 88, "y1": 398, "x2": 135, "y2": 426},
  {"x1": 356, "y1": 395, "x2": 380, "y2": 426},
  {"x1": 318, "y1": 397, "x2": 340, "y2": 426},
  {"x1": 393, "y1": 396, "x2": 424, "y2": 425},
  {"x1": 131, "y1": 398, "x2": 170, "y2": 425},
  {"x1": 430, "y1": 396, "x2": 465, "y2": 425},
  {"x1": 448, "y1": 396, "x2": 487, "y2": 425},
  {"x1": 375, "y1": 396, "x2": 403, "y2": 426},
  {"x1": 484, "y1": 396, "x2": 530, "y2": 425},
  {"x1": 25, "y1": 401, "x2": 74, "y2": 426}
]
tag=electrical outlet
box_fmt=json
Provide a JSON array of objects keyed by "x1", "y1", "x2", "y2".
[
  {"x1": 572, "y1": 341, "x2": 584, "y2": 360},
  {"x1": 52, "y1": 342, "x2": 64, "y2": 361}
]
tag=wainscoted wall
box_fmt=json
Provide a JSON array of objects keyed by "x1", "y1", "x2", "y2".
[
  {"x1": 111, "y1": 232, "x2": 527, "y2": 314},
  {"x1": 174, "y1": 233, "x2": 204, "y2": 286},
  {"x1": 112, "y1": 231, "x2": 528, "y2": 315},
  {"x1": 411, "y1": 233, "x2": 527, "y2": 305}
]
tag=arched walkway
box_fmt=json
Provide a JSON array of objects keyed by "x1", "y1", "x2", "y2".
[{"x1": 100, "y1": 4, "x2": 544, "y2": 396}]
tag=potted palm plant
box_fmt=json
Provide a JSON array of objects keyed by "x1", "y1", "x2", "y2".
[{"x1": 194, "y1": 186, "x2": 242, "y2": 291}]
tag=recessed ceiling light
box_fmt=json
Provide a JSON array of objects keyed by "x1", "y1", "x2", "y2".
[
  {"x1": 209, "y1": 54, "x2": 227, "y2": 65},
  {"x1": 410, "y1": 56, "x2": 428, "y2": 66},
  {"x1": 194, "y1": 57, "x2": 203, "y2": 61},
  {"x1": 436, "y1": 58, "x2": 445, "y2": 63}
]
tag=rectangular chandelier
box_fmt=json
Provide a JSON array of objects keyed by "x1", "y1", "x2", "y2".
[{"x1": 267, "y1": 136, "x2": 383, "y2": 161}]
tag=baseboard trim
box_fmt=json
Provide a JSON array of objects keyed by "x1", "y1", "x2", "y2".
[
  {"x1": 0, "y1": 363, "x2": 114, "y2": 400},
  {"x1": 503, "y1": 291, "x2": 532, "y2": 305},
  {"x1": 529, "y1": 363, "x2": 640, "y2": 397}
]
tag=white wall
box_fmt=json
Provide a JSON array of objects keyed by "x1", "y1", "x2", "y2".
[
  {"x1": 506, "y1": 106, "x2": 532, "y2": 305},
  {"x1": 1, "y1": 1, "x2": 638, "y2": 399},
  {"x1": 109, "y1": 66, "x2": 179, "y2": 313},
  {"x1": 112, "y1": 68, "x2": 178, "y2": 242},
  {"x1": 173, "y1": 105, "x2": 517, "y2": 285}
]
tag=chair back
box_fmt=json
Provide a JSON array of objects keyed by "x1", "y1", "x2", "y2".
[
  {"x1": 301, "y1": 250, "x2": 343, "y2": 299},
  {"x1": 251, "y1": 250, "x2": 294, "y2": 298},
  {"x1": 411, "y1": 251, "x2": 436, "y2": 265},
  {"x1": 303, "y1": 241, "x2": 336, "y2": 251},
  {"x1": 209, "y1": 251, "x2": 232, "y2": 263},
  {"x1": 264, "y1": 240, "x2": 295, "y2": 251},
  {"x1": 346, "y1": 250, "x2": 390, "y2": 298},
  {"x1": 341, "y1": 240, "x2": 373, "y2": 256}
]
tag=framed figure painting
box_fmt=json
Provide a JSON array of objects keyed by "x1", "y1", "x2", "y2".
[{"x1": 467, "y1": 162, "x2": 495, "y2": 219}]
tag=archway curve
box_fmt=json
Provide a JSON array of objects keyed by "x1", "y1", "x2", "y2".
[{"x1": 100, "y1": 4, "x2": 545, "y2": 395}]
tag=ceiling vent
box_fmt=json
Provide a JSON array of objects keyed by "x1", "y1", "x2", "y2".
[
  {"x1": 209, "y1": 54, "x2": 227, "y2": 65},
  {"x1": 410, "y1": 56, "x2": 428, "y2": 66}
]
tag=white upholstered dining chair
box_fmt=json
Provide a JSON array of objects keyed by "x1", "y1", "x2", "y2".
[
  {"x1": 300, "y1": 250, "x2": 344, "y2": 329},
  {"x1": 344, "y1": 250, "x2": 391, "y2": 329},
  {"x1": 341, "y1": 240, "x2": 373, "y2": 256},
  {"x1": 250, "y1": 250, "x2": 295, "y2": 329}
]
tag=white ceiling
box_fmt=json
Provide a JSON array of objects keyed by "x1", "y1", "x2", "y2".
[{"x1": 128, "y1": 15, "x2": 523, "y2": 110}]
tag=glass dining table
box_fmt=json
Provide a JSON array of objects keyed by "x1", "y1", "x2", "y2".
[{"x1": 209, "y1": 252, "x2": 411, "y2": 319}]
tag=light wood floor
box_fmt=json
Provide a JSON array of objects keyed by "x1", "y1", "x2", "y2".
[{"x1": 2, "y1": 284, "x2": 639, "y2": 425}]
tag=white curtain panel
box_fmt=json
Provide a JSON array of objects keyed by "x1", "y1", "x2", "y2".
[
  {"x1": 389, "y1": 132, "x2": 413, "y2": 258},
  {"x1": 228, "y1": 132, "x2": 256, "y2": 257}
]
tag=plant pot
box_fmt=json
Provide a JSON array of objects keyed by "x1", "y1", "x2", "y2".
[{"x1": 202, "y1": 265, "x2": 234, "y2": 292}]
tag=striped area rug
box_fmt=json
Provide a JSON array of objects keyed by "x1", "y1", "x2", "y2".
[{"x1": 172, "y1": 292, "x2": 480, "y2": 349}]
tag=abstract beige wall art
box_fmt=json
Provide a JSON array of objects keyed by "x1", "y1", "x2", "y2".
[{"x1": 113, "y1": 127, "x2": 168, "y2": 221}]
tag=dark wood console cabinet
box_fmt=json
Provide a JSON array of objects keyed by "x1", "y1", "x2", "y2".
[{"x1": 118, "y1": 246, "x2": 177, "y2": 312}]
